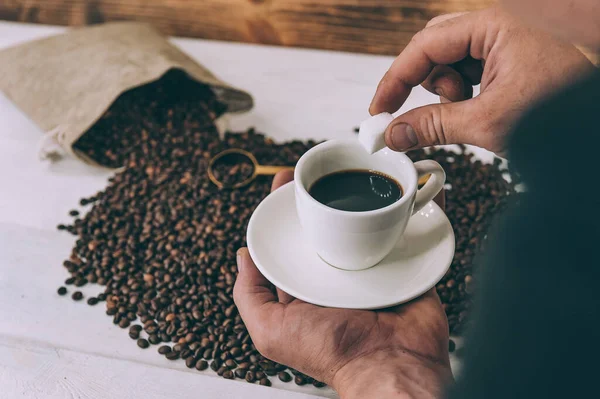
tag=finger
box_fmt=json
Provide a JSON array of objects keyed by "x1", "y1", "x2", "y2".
[
  {"x1": 234, "y1": 248, "x2": 285, "y2": 335},
  {"x1": 370, "y1": 12, "x2": 486, "y2": 115},
  {"x1": 271, "y1": 169, "x2": 294, "y2": 192},
  {"x1": 384, "y1": 98, "x2": 487, "y2": 151},
  {"x1": 277, "y1": 287, "x2": 295, "y2": 304},
  {"x1": 421, "y1": 65, "x2": 473, "y2": 102}
]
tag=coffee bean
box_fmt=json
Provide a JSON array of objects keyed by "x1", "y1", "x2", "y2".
[
  {"x1": 195, "y1": 359, "x2": 209, "y2": 371},
  {"x1": 57, "y1": 224, "x2": 67, "y2": 230},
  {"x1": 245, "y1": 371, "x2": 256, "y2": 383},
  {"x1": 259, "y1": 378, "x2": 271, "y2": 386},
  {"x1": 72, "y1": 291, "x2": 83, "y2": 301},
  {"x1": 149, "y1": 334, "x2": 161, "y2": 345},
  {"x1": 158, "y1": 345, "x2": 171, "y2": 354},
  {"x1": 210, "y1": 359, "x2": 221, "y2": 371},
  {"x1": 224, "y1": 359, "x2": 236, "y2": 369},
  {"x1": 185, "y1": 356, "x2": 196, "y2": 368},
  {"x1": 165, "y1": 351, "x2": 180, "y2": 360},
  {"x1": 69, "y1": 210, "x2": 79, "y2": 217},
  {"x1": 64, "y1": 277, "x2": 75, "y2": 285},
  {"x1": 312, "y1": 381, "x2": 326, "y2": 388},
  {"x1": 137, "y1": 339, "x2": 149, "y2": 349},
  {"x1": 223, "y1": 370, "x2": 234, "y2": 379},
  {"x1": 278, "y1": 371, "x2": 292, "y2": 382},
  {"x1": 235, "y1": 368, "x2": 247, "y2": 379},
  {"x1": 74, "y1": 278, "x2": 87, "y2": 287},
  {"x1": 294, "y1": 375, "x2": 306, "y2": 386},
  {"x1": 119, "y1": 319, "x2": 130, "y2": 329},
  {"x1": 57, "y1": 287, "x2": 67, "y2": 296},
  {"x1": 256, "y1": 371, "x2": 265, "y2": 380},
  {"x1": 87, "y1": 297, "x2": 98, "y2": 306},
  {"x1": 216, "y1": 366, "x2": 227, "y2": 376}
]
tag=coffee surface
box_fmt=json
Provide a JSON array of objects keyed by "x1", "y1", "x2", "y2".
[{"x1": 308, "y1": 169, "x2": 403, "y2": 212}]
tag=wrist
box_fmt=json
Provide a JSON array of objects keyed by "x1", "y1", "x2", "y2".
[{"x1": 332, "y1": 349, "x2": 453, "y2": 399}]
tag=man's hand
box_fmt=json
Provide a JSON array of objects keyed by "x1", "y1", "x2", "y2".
[
  {"x1": 370, "y1": 7, "x2": 594, "y2": 156},
  {"x1": 234, "y1": 171, "x2": 453, "y2": 399}
]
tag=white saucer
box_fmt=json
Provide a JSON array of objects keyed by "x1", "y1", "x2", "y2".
[{"x1": 247, "y1": 183, "x2": 455, "y2": 310}]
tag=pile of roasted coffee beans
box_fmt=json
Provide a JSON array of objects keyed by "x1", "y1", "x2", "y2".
[
  {"x1": 57, "y1": 74, "x2": 515, "y2": 387},
  {"x1": 72, "y1": 70, "x2": 226, "y2": 168}
]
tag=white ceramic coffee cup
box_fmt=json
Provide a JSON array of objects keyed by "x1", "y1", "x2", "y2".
[{"x1": 294, "y1": 139, "x2": 445, "y2": 271}]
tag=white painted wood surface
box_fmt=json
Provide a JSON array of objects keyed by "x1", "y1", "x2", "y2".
[{"x1": 0, "y1": 21, "x2": 479, "y2": 399}]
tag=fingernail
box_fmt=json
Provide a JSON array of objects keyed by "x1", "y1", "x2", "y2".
[
  {"x1": 236, "y1": 248, "x2": 245, "y2": 273},
  {"x1": 390, "y1": 123, "x2": 418, "y2": 150}
]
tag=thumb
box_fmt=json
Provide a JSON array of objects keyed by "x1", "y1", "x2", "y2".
[{"x1": 384, "y1": 99, "x2": 485, "y2": 151}]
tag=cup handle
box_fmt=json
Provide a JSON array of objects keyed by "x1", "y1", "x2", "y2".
[{"x1": 413, "y1": 160, "x2": 446, "y2": 214}]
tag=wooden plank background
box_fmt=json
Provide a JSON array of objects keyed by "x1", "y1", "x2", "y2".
[
  {"x1": 0, "y1": 0, "x2": 597, "y2": 63},
  {"x1": 0, "y1": 0, "x2": 494, "y2": 55}
]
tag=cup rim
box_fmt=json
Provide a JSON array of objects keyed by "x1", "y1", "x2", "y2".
[{"x1": 294, "y1": 139, "x2": 418, "y2": 217}]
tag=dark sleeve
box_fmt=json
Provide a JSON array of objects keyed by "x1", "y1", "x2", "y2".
[{"x1": 447, "y1": 72, "x2": 600, "y2": 399}]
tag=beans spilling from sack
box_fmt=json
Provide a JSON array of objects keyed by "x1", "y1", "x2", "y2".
[{"x1": 56, "y1": 72, "x2": 516, "y2": 387}]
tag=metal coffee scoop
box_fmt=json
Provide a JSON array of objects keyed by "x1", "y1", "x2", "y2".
[
  {"x1": 208, "y1": 148, "x2": 294, "y2": 189},
  {"x1": 208, "y1": 148, "x2": 431, "y2": 189}
]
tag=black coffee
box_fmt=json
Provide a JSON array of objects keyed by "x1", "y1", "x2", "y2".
[{"x1": 308, "y1": 169, "x2": 403, "y2": 212}]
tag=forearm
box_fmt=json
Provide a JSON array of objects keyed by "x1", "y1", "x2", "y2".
[{"x1": 332, "y1": 349, "x2": 454, "y2": 399}]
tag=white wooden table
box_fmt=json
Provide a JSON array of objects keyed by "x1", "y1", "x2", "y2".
[{"x1": 0, "y1": 21, "x2": 482, "y2": 399}]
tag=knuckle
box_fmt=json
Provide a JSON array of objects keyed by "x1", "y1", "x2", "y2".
[
  {"x1": 410, "y1": 29, "x2": 426, "y2": 48},
  {"x1": 417, "y1": 106, "x2": 447, "y2": 146}
]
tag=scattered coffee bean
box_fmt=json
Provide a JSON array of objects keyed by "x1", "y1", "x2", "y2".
[
  {"x1": 57, "y1": 224, "x2": 67, "y2": 230},
  {"x1": 223, "y1": 370, "x2": 234, "y2": 379},
  {"x1": 64, "y1": 277, "x2": 75, "y2": 285},
  {"x1": 210, "y1": 359, "x2": 222, "y2": 372},
  {"x1": 312, "y1": 381, "x2": 326, "y2": 388},
  {"x1": 195, "y1": 359, "x2": 209, "y2": 371},
  {"x1": 118, "y1": 319, "x2": 130, "y2": 329},
  {"x1": 137, "y1": 339, "x2": 149, "y2": 349},
  {"x1": 259, "y1": 378, "x2": 271, "y2": 386},
  {"x1": 165, "y1": 351, "x2": 180, "y2": 360},
  {"x1": 235, "y1": 368, "x2": 247, "y2": 379},
  {"x1": 149, "y1": 334, "x2": 161, "y2": 345},
  {"x1": 158, "y1": 345, "x2": 171, "y2": 355},
  {"x1": 278, "y1": 371, "x2": 292, "y2": 382},
  {"x1": 69, "y1": 210, "x2": 79, "y2": 217},
  {"x1": 245, "y1": 371, "x2": 256, "y2": 383},
  {"x1": 185, "y1": 356, "x2": 196, "y2": 368},
  {"x1": 57, "y1": 287, "x2": 67, "y2": 296},
  {"x1": 294, "y1": 375, "x2": 306, "y2": 386},
  {"x1": 128, "y1": 330, "x2": 139, "y2": 339},
  {"x1": 225, "y1": 359, "x2": 236, "y2": 369},
  {"x1": 87, "y1": 297, "x2": 98, "y2": 306},
  {"x1": 71, "y1": 291, "x2": 83, "y2": 301}
]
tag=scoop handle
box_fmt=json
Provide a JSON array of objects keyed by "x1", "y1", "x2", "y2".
[{"x1": 255, "y1": 165, "x2": 295, "y2": 176}]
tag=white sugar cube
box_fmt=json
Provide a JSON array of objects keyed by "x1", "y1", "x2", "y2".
[{"x1": 358, "y1": 112, "x2": 394, "y2": 154}]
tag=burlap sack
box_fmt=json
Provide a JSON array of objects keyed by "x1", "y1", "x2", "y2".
[{"x1": 0, "y1": 22, "x2": 253, "y2": 166}]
